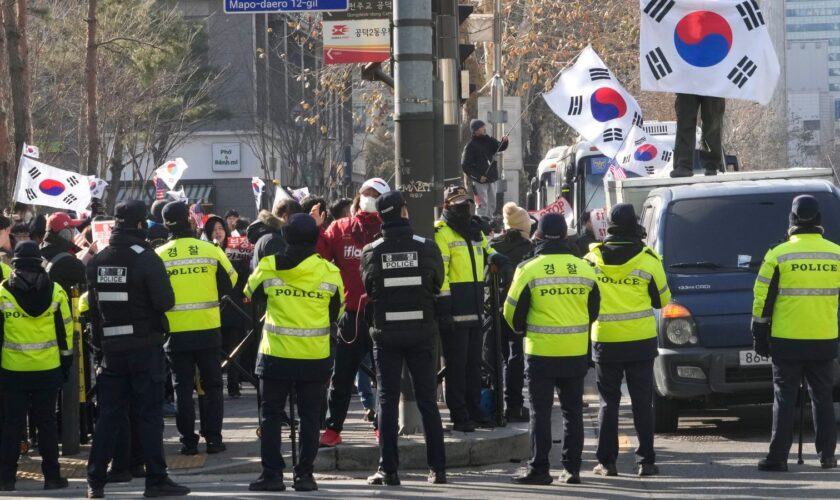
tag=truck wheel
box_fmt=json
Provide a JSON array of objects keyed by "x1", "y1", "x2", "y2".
[{"x1": 654, "y1": 395, "x2": 679, "y2": 433}]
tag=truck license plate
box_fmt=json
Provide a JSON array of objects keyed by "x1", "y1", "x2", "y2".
[{"x1": 739, "y1": 350, "x2": 771, "y2": 367}]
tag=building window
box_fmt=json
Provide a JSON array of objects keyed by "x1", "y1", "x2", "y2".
[{"x1": 803, "y1": 120, "x2": 821, "y2": 132}]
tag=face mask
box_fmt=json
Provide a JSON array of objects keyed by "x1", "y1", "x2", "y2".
[
  {"x1": 451, "y1": 204, "x2": 472, "y2": 218},
  {"x1": 359, "y1": 195, "x2": 378, "y2": 214}
]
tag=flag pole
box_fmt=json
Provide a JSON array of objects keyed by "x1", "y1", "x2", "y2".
[{"x1": 493, "y1": 49, "x2": 587, "y2": 157}]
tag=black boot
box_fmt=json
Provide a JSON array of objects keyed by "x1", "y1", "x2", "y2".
[
  {"x1": 294, "y1": 474, "x2": 318, "y2": 492},
  {"x1": 669, "y1": 166, "x2": 694, "y2": 178},
  {"x1": 757, "y1": 458, "x2": 788, "y2": 472},
  {"x1": 367, "y1": 469, "x2": 400, "y2": 486},
  {"x1": 44, "y1": 477, "x2": 69, "y2": 490},
  {"x1": 206, "y1": 441, "x2": 227, "y2": 454},
  {"x1": 821, "y1": 456, "x2": 838, "y2": 469},
  {"x1": 87, "y1": 485, "x2": 104, "y2": 499},
  {"x1": 143, "y1": 477, "x2": 191, "y2": 497},
  {"x1": 249, "y1": 475, "x2": 286, "y2": 491},
  {"x1": 180, "y1": 443, "x2": 198, "y2": 456},
  {"x1": 452, "y1": 421, "x2": 475, "y2": 432}
]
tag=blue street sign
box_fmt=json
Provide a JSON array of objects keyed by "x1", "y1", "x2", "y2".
[{"x1": 224, "y1": 0, "x2": 348, "y2": 14}]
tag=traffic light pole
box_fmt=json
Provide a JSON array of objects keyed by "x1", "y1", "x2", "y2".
[
  {"x1": 436, "y1": 0, "x2": 462, "y2": 184},
  {"x1": 394, "y1": 0, "x2": 435, "y2": 435}
]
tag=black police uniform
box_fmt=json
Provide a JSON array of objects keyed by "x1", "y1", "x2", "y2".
[
  {"x1": 85, "y1": 201, "x2": 189, "y2": 498},
  {"x1": 361, "y1": 192, "x2": 447, "y2": 484}
]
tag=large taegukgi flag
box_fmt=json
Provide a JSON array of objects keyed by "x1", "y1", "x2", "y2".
[
  {"x1": 543, "y1": 46, "x2": 644, "y2": 159},
  {"x1": 14, "y1": 156, "x2": 92, "y2": 212},
  {"x1": 640, "y1": 0, "x2": 780, "y2": 105}
]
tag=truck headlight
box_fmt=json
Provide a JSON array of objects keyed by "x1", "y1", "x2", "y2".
[{"x1": 662, "y1": 303, "x2": 698, "y2": 347}]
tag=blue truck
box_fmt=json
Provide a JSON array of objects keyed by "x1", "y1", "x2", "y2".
[{"x1": 604, "y1": 169, "x2": 840, "y2": 432}]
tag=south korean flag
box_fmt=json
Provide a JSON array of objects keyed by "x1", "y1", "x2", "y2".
[
  {"x1": 613, "y1": 126, "x2": 675, "y2": 178},
  {"x1": 640, "y1": 0, "x2": 780, "y2": 105},
  {"x1": 543, "y1": 46, "x2": 643, "y2": 158}
]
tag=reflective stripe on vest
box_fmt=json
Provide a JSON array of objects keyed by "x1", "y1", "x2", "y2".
[
  {"x1": 98, "y1": 292, "x2": 128, "y2": 302},
  {"x1": 385, "y1": 310, "x2": 424, "y2": 322},
  {"x1": 384, "y1": 276, "x2": 422, "y2": 288},
  {"x1": 528, "y1": 277, "x2": 595, "y2": 289},
  {"x1": 777, "y1": 288, "x2": 838, "y2": 297},
  {"x1": 453, "y1": 314, "x2": 479, "y2": 322},
  {"x1": 103, "y1": 325, "x2": 135, "y2": 337},
  {"x1": 164, "y1": 257, "x2": 216, "y2": 268},
  {"x1": 170, "y1": 301, "x2": 218, "y2": 312},
  {"x1": 3, "y1": 340, "x2": 57, "y2": 351},
  {"x1": 527, "y1": 324, "x2": 589, "y2": 335},
  {"x1": 776, "y1": 252, "x2": 840, "y2": 263},
  {"x1": 264, "y1": 324, "x2": 330, "y2": 337},
  {"x1": 597, "y1": 310, "x2": 655, "y2": 322}
]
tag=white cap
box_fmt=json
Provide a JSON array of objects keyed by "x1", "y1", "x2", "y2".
[{"x1": 360, "y1": 177, "x2": 390, "y2": 195}]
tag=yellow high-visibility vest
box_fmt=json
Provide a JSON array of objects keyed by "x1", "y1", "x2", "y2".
[{"x1": 156, "y1": 238, "x2": 236, "y2": 333}]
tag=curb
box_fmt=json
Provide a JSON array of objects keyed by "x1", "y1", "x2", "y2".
[{"x1": 177, "y1": 423, "x2": 529, "y2": 475}]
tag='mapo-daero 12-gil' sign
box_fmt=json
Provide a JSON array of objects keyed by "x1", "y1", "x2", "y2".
[
  {"x1": 212, "y1": 143, "x2": 241, "y2": 172},
  {"x1": 223, "y1": 0, "x2": 349, "y2": 13}
]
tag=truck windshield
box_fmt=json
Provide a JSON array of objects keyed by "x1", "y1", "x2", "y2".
[
  {"x1": 663, "y1": 192, "x2": 840, "y2": 273},
  {"x1": 583, "y1": 156, "x2": 610, "y2": 210}
]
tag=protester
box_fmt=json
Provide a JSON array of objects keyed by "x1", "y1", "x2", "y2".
[
  {"x1": 329, "y1": 198, "x2": 353, "y2": 221},
  {"x1": 41, "y1": 212, "x2": 87, "y2": 294},
  {"x1": 147, "y1": 200, "x2": 170, "y2": 247},
  {"x1": 224, "y1": 209, "x2": 240, "y2": 233},
  {"x1": 317, "y1": 178, "x2": 389, "y2": 447},
  {"x1": 671, "y1": 94, "x2": 725, "y2": 178},
  {"x1": 462, "y1": 119, "x2": 509, "y2": 217},
  {"x1": 487, "y1": 202, "x2": 534, "y2": 422},
  {"x1": 252, "y1": 199, "x2": 302, "y2": 269}
]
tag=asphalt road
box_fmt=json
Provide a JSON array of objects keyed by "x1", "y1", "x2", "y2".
[{"x1": 10, "y1": 381, "x2": 840, "y2": 499}]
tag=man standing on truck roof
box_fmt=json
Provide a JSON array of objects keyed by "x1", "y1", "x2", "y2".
[
  {"x1": 752, "y1": 195, "x2": 839, "y2": 472},
  {"x1": 670, "y1": 94, "x2": 725, "y2": 178},
  {"x1": 584, "y1": 203, "x2": 671, "y2": 478},
  {"x1": 462, "y1": 119, "x2": 509, "y2": 217}
]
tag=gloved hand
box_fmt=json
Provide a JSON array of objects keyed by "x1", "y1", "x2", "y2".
[
  {"x1": 488, "y1": 252, "x2": 511, "y2": 269},
  {"x1": 60, "y1": 355, "x2": 73, "y2": 381},
  {"x1": 437, "y1": 315, "x2": 454, "y2": 335},
  {"x1": 752, "y1": 321, "x2": 771, "y2": 358}
]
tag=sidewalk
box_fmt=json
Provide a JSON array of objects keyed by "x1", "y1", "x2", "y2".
[{"x1": 16, "y1": 385, "x2": 529, "y2": 481}]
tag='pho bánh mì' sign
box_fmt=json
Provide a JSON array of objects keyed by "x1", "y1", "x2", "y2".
[{"x1": 212, "y1": 143, "x2": 241, "y2": 172}]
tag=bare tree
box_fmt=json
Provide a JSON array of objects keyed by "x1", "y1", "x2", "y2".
[
  {"x1": 0, "y1": 4, "x2": 14, "y2": 207},
  {"x1": 3, "y1": 0, "x2": 32, "y2": 161},
  {"x1": 84, "y1": 0, "x2": 97, "y2": 176}
]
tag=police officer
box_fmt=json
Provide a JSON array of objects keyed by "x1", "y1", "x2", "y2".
[
  {"x1": 245, "y1": 214, "x2": 343, "y2": 492},
  {"x1": 362, "y1": 191, "x2": 447, "y2": 486},
  {"x1": 584, "y1": 203, "x2": 670, "y2": 477},
  {"x1": 85, "y1": 200, "x2": 190, "y2": 498},
  {"x1": 0, "y1": 241, "x2": 72, "y2": 491},
  {"x1": 157, "y1": 201, "x2": 236, "y2": 455},
  {"x1": 753, "y1": 195, "x2": 839, "y2": 471},
  {"x1": 505, "y1": 214, "x2": 599, "y2": 485},
  {"x1": 436, "y1": 186, "x2": 504, "y2": 431},
  {"x1": 0, "y1": 261, "x2": 9, "y2": 281}
]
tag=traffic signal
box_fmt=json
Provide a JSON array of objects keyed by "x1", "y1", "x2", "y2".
[{"x1": 458, "y1": 4, "x2": 477, "y2": 104}]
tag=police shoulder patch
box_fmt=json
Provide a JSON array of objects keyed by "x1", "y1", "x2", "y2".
[
  {"x1": 412, "y1": 235, "x2": 426, "y2": 244},
  {"x1": 370, "y1": 238, "x2": 385, "y2": 248}
]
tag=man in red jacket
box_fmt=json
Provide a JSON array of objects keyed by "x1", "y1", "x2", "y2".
[{"x1": 317, "y1": 177, "x2": 390, "y2": 447}]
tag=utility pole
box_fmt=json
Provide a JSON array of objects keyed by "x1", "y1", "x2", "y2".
[
  {"x1": 394, "y1": 0, "x2": 435, "y2": 435},
  {"x1": 489, "y1": 0, "x2": 506, "y2": 197},
  {"x1": 394, "y1": 0, "x2": 436, "y2": 237}
]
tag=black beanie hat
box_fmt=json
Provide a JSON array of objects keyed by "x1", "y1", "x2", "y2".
[
  {"x1": 12, "y1": 240, "x2": 43, "y2": 270},
  {"x1": 536, "y1": 213, "x2": 567, "y2": 241},
  {"x1": 162, "y1": 201, "x2": 190, "y2": 231},
  {"x1": 790, "y1": 195, "x2": 821, "y2": 228},
  {"x1": 114, "y1": 200, "x2": 148, "y2": 229},
  {"x1": 376, "y1": 191, "x2": 406, "y2": 223},
  {"x1": 150, "y1": 200, "x2": 168, "y2": 223},
  {"x1": 283, "y1": 213, "x2": 319, "y2": 247},
  {"x1": 470, "y1": 119, "x2": 485, "y2": 132},
  {"x1": 607, "y1": 203, "x2": 641, "y2": 237}
]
